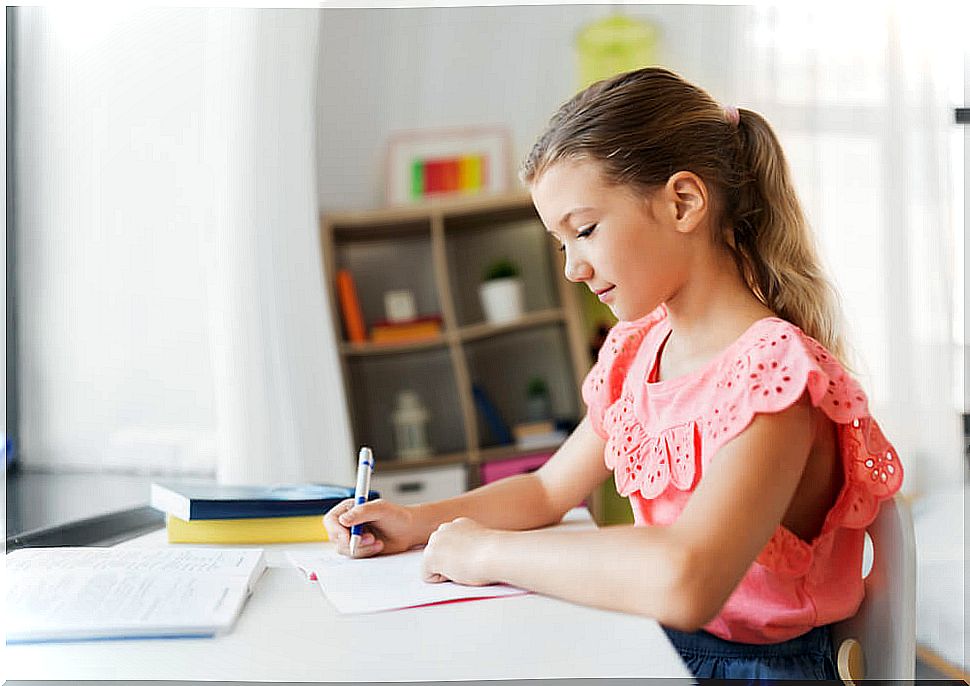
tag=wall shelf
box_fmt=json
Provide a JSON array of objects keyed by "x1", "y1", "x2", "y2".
[
  {"x1": 320, "y1": 193, "x2": 595, "y2": 508},
  {"x1": 340, "y1": 337, "x2": 450, "y2": 356},
  {"x1": 458, "y1": 307, "x2": 565, "y2": 342}
]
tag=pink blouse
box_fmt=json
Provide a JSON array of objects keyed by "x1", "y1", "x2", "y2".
[{"x1": 582, "y1": 305, "x2": 903, "y2": 644}]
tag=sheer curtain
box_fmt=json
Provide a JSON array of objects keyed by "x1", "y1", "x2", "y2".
[
  {"x1": 200, "y1": 9, "x2": 354, "y2": 485},
  {"x1": 723, "y1": 2, "x2": 964, "y2": 495}
]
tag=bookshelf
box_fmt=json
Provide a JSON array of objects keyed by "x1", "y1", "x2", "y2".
[{"x1": 320, "y1": 192, "x2": 601, "y2": 516}]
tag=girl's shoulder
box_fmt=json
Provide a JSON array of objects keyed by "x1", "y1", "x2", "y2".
[
  {"x1": 707, "y1": 316, "x2": 867, "y2": 425},
  {"x1": 608, "y1": 315, "x2": 903, "y2": 543}
]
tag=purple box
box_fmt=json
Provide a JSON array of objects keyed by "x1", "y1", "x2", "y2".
[{"x1": 480, "y1": 451, "x2": 553, "y2": 484}]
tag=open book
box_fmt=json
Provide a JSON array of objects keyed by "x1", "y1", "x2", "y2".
[{"x1": 6, "y1": 547, "x2": 266, "y2": 644}]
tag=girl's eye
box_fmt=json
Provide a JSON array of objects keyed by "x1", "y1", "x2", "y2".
[{"x1": 553, "y1": 224, "x2": 596, "y2": 253}]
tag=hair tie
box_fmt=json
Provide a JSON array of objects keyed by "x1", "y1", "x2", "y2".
[{"x1": 723, "y1": 105, "x2": 740, "y2": 127}]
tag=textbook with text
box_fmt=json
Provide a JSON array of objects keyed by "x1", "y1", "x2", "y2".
[{"x1": 6, "y1": 547, "x2": 266, "y2": 643}]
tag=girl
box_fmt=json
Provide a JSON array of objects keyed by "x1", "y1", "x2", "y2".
[{"x1": 324, "y1": 67, "x2": 903, "y2": 680}]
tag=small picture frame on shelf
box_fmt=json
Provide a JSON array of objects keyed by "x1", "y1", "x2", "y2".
[{"x1": 385, "y1": 126, "x2": 512, "y2": 206}]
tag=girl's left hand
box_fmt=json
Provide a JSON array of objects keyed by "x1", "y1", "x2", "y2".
[{"x1": 421, "y1": 517, "x2": 502, "y2": 586}]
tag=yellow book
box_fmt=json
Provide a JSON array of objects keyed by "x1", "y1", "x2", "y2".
[{"x1": 166, "y1": 514, "x2": 330, "y2": 544}]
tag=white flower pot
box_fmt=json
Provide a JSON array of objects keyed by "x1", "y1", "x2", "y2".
[{"x1": 479, "y1": 278, "x2": 524, "y2": 324}]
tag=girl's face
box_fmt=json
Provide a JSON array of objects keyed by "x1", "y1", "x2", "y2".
[{"x1": 530, "y1": 159, "x2": 691, "y2": 322}]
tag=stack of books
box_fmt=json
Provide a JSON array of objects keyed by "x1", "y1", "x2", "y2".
[
  {"x1": 150, "y1": 480, "x2": 379, "y2": 544},
  {"x1": 512, "y1": 420, "x2": 568, "y2": 451},
  {"x1": 370, "y1": 315, "x2": 443, "y2": 344}
]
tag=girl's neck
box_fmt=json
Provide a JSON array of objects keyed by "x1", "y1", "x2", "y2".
[{"x1": 662, "y1": 249, "x2": 775, "y2": 362}]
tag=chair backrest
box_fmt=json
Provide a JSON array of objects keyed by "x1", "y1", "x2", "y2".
[{"x1": 832, "y1": 494, "x2": 916, "y2": 680}]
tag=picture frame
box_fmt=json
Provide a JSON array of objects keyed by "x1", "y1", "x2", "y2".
[{"x1": 385, "y1": 126, "x2": 513, "y2": 206}]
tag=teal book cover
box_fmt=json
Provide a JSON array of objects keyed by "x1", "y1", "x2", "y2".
[{"x1": 151, "y1": 480, "x2": 380, "y2": 521}]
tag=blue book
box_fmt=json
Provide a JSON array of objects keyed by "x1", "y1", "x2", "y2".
[
  {"x1": 150, "y1": 480, "x2": 380, "y2": 521},
  {"x1": 472, "y1": 383, "x2": 513, "y2": 446}
]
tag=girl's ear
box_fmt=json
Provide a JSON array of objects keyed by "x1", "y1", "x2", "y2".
[{"x1": 663, "y1": 171, "x2": 709, "y2": 234}]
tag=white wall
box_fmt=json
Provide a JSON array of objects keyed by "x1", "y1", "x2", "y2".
[{"x1": 315, "y1": 4, "x2": 745, "y2": 211}]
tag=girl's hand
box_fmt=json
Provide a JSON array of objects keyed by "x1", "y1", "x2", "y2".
[
  {"x1": 323, "y1": 498, "x2": 419, "y2": 558},
  {"x1": 421, "y1": 517, "x2": 502, "y2": 586}
]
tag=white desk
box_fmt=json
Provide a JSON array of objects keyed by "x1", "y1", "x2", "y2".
[{"x1": 4, "y1": 511, "x2": 691, "y2": 681}]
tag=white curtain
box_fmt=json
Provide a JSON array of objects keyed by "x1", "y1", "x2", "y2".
[
  {"x1": 13, "y1": 8, "x2": 354, "y2": 485},
  {"x1": 201, "y1": 9, "x2": 354, "y2": 485},
  {"x1": 721, "y1": 2, "x2": 965, "y2": 495}
]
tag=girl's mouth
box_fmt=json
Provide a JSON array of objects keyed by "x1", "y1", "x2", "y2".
[{"x1": 596, "y1": 286, "x2": 616, "y2": 302}]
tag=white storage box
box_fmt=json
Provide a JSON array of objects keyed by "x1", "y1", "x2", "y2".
[{"x1": 371, "y1": 464, "x2": 467, "y2": 506}]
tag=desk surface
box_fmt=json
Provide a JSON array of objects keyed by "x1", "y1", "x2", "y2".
[{"x1": 4, "y1": 513, "x2": 691, "y2": 681}]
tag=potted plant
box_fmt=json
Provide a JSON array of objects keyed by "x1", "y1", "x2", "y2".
[
  {"x1": 479, "y1": 258, "x2": 524, "y2": 324},
  {"x1": 525, "y1": 376, "x2": 551, "y2": 421}
]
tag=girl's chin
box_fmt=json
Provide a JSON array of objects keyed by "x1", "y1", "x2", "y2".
[{"x1": 612, "y1": 302, "x2": 659, "y2": 322}]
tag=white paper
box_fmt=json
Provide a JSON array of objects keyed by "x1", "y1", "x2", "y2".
[{"x1": 288, "y1": 548, "x2": 528, "y2": 614}]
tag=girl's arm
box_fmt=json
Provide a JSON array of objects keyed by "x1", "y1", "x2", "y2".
[
  {"x1": 327, "y1": 416, "x2": 611, "y2": 556},
  {"x1": 423, "y1": 393, "x2": 817, "y2": 632},
  {"x1": 407, "y1": 415, "x2": 611, "y2": 542}
]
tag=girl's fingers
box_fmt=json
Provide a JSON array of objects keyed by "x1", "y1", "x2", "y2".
[
  {"x1": 338, "y1": 499, "x2": 381, "y2": 527},
  {"x1": 323, "y1": 499, "x2": 356, "y2": 532},
  {"x1": 332, "y1": 531, "x2": 378, "y2": 557},
  {"x1": 350, "y1": 538, "x2": 384, "y2": 558},
  {"x1": 328, "y1": 499, "x2": 356, "y2": 520}
]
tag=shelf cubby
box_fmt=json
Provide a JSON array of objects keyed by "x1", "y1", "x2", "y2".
[{"x1": 321, "y1": 192, "x2": 596, "y2": 512}]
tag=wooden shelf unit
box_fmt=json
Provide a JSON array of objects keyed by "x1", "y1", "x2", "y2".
[{"x1": 320, "y1": 193, "x2": 594, "y2": 504}]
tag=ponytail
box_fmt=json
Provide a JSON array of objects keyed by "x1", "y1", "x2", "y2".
[{"x1": 728, "y1": 108, "x2": 849, "y2": 366}]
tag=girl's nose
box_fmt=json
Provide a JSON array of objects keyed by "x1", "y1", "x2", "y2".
[{"x1": 563, "y1": 252, "x2": 593, "y2": 283}]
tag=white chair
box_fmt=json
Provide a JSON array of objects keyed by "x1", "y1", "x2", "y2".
[{"x1": 832, "y1": 494, "x2": 916, "y2": 682}]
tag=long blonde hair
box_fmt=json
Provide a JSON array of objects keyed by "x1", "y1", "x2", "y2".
[{"x1": 520, "y1": 67, "x2": 849, "y2": 364}]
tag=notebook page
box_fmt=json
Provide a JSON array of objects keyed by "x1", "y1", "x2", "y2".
[
  {"x1": 288, "y1": 548, "x2": 528, "y2": 614},
  {"x1": 7, "y1": 546, "x2": 262, "y2": 575},
  {"x1": 6, "y1": 547, "x2": 266, "y2": 591},
  {"x1": 6, "y1": 568, "x2": 250, "y2": 642}
]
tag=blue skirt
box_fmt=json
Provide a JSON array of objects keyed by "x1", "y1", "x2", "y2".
[{"x1": 663, "y1": 624, "x2": 839, "y2": 681}]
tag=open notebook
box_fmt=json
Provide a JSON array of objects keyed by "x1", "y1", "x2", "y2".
[
  {"x1": 289, "y1": 509, "x2": 597, "y2": 614},
  {"x1": 288, "y1": 547, "x2": 527, "y2": 613},
  {"x1": 6, "y1": 547, "x2": 266, "y2": 643}
]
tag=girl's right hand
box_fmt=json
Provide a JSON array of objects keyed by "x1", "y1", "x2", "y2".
[{"x1": 323, "y1": 498, "x2": 420, "y2": 558}]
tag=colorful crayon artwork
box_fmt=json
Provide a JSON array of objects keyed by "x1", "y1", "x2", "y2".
[{"x1": 410, "y1": 154, "x2": 489, "y2": 199}]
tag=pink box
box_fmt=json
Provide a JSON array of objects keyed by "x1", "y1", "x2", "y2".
[{"x1": 480, "y1": 451, "x2": 554, "y2": 484}]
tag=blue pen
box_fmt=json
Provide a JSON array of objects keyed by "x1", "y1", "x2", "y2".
[{"x1": 349, "y1": 446, "x2": 374, "y2": 558}]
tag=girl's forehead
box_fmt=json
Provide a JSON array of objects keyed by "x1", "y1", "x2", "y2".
[{"x1": 531, "y1": 160, "x2": 612, "y2": 207}]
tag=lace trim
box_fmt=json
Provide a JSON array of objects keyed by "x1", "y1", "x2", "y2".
[
  {"x1": 597, "y1": 318, "x2": 903, "y2": 578},
  {"x1": 582, "y1": 307, "x2": 666, "y2": 438},
  {"x1": 754, "y1": 416, "x2": 901, "y2": 577}
]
